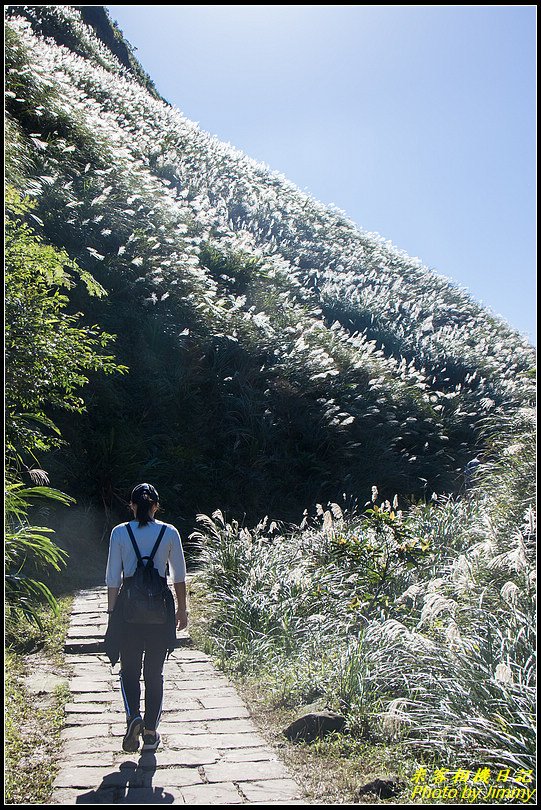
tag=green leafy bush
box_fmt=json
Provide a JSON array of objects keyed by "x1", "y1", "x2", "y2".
[{"x1": 5, "y1": 185, "x2": 126, "y2": 624}]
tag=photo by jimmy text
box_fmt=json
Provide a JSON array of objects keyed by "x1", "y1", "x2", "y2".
[{"x1": 410, "y1": 766, "x2": 536, "y2": 804}]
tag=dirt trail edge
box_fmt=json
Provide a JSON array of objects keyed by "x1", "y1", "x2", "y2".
[{"x1": 51, "y1": 587, "x2": 309, "y2": 805}]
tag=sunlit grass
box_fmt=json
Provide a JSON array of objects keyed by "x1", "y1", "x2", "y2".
[
  {"x1": 190, "y1": 418, "x2": 536, "y2": 778},
  {"x1": 5, "y1": 597, "x2": 73, "y2": 805}
]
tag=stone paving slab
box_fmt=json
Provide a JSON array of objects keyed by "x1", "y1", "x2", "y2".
[
  {"x1": 51, "y1": 586, "x2": 308, "y2": 805},
  {"x1": 150, "y1": 705, "x2": 252, "y2": 722},
  {"x1": 180, "y1": 782, "x2": 245, "y2": 804},
  {"x1": 204, "y1": 719, "x2": 257, "y2": 734},
  {"x1": 204, "y1": 760, "x2": 292, "y2": 783},
  {"x1": 70, "y1": 675, "x2": 113, "y2": 694},
  {"x1": 220, "y1": 747, "x2": 280, "y2": 763},
  {"x1": 241, "y1": 779, "x2": 306, "y2": 803},
  {"x1": 65, "y1": 701, "x2": 121, "y2": 713},
  {"x1": 71, "y1": 692, "x2": 115, "y2": 703},
  {"x1": 64, "y1": 707, "x2": 120, "y2": 720},
  {"x1": 165, "y1": 732, "x2": 270, "y2": 750},
  {"x1": 61, "y1": 737, "x2": 126, "y2": 755}
]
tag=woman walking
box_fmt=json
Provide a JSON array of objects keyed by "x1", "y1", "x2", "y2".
[{"x1": 104, "y1": 483, "x2": 188, "y2": 753}]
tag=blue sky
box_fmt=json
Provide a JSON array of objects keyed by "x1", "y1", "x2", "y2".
[{"x1": 106, "y1": 5, "x2": 536, "y2": 344}]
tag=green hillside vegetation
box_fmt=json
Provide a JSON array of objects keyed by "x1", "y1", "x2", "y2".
[
  {"x1": 5, "y1": 6, "x2": 534, "y2": 524},
  {"x1": 4, "y1": 5, "x2": 536, "y2": 802}
]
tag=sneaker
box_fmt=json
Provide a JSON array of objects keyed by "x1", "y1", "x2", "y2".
[
  {"x1": 122, "y1": 715, "x2": 143, "y2": 752},
  {"x1": 141, "y1": 730, "x2": 161, "y2": 751}
]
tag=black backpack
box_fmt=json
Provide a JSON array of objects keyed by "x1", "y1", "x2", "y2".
[{"x1": 122, "y1": 523, "x2": 170, "y2": 625}]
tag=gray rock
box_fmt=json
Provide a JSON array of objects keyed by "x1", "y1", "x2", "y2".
[
  {"x1": 355, "y1": 776, "x2": 403, "y2": 800},
  {"x1": 283, "y1": 711, "x2": 346, "y2": 742}
]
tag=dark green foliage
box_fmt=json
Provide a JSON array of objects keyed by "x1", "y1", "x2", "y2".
[
  {"x1": 5, "y1": 482, "x2": 72, "y2": 630},
  {"x1": 4, "y1": 185, "x2": 122, "y2": 466},
  {"x1": 4, "y1": 184, "x2": 126, "y2": 623}
]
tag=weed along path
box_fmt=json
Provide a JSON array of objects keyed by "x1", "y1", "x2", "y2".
[{"x1": 51, "y1": 587, "x2": 307, "y2": 805}]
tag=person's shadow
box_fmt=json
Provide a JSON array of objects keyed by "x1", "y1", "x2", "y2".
[{"x1": 75, "y1": 753, "x2": 174, "y2": 804}]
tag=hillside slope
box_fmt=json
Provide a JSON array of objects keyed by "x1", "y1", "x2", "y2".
[{"x1": 5, "y1": 5, "x2": 535, "y2": 525}]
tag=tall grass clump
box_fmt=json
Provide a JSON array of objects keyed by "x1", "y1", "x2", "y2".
[{"x1": 192, "y1": 408, "x2": 536, "y2": 774}]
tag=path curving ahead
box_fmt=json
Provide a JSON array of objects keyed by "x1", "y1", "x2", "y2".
[{"x1": 51, "y1": 588, "x2": 307, "y2": 805}]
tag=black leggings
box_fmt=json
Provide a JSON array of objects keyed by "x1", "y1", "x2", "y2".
[{"x1": 119, "y1": 624, "x2": 168, "y2": 730}]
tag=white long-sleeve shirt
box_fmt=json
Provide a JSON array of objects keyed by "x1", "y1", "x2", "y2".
[{"x1": 105, "y1": 519, "x2": 186, "y2": 588}]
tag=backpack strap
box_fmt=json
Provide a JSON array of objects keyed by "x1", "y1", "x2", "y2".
[
  {"x1": 126, "y1": 523, "x2": 167, "y2": 563},
  {"x1": 148, "y1": 525, "x2": 167, "y2": 561},
  {"x1": 126, "y1": 523, "x2": 143, "y2": 562}
]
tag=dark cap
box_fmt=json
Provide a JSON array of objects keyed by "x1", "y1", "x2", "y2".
[{"x1": 130, "y1": 483, "x2": 159, "y2": 504}]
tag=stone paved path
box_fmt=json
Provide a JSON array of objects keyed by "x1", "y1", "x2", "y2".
[{"x1": 51, "y1": 588, "x2": 308, "y2": 805}]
